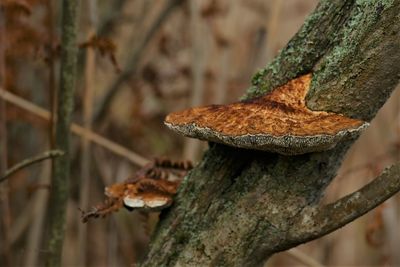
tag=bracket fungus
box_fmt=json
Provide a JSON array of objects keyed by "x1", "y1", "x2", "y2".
[
  {"x1": 81, "y1": 159, "x2": 193, "y2": 223},
  {"x1": 119, "y1": 178, "x2": 179, "y2": 210},
  {"x1": 165, "y1": 74, "x2": 369, "y2": 155}
]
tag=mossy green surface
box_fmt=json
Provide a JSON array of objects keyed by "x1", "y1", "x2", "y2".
[
  {"x1": 243, "y1": 0, "x2": 355, "y2": 100},
  {"x1": 142, "y1": 1, "x2": 400, "y2": 266},
  {"x1": 307, "y1": 0, "x2": 400, "y2": 120}
]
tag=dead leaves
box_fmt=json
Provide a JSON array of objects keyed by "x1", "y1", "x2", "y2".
[
  {"x1": 0, "y1": 0, "x2": 32, "y2": 16},
  {"x1": 80, "y1": 158, "x2": 193, "y2": 223},
  {"x1": 80, "y1": 35, "x2": 121, "y2": 73}
]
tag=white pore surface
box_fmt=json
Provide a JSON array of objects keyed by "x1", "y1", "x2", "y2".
[
  {"x1": 165, "y1": 122, "x2": 369, "y2": 155},
  {"x1": 146, "y1": 199, "x2": 169, "y2": 208},
  {"x1": 123, "y1": 197, "x2": 145, "y2": 208}
]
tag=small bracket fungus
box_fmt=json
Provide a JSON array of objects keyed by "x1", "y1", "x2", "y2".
[
  {"x1": 121, "y1": 178, "x2": 178, "y2": 211},
  {"x1": 80, "y1": 159, "x2": 193, "y2": 223},
  {"x1": 165, "y1": 74, "x2": 369, "y2": 155}
]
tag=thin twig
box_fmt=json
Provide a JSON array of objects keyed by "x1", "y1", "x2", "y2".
[
  {"x1": 183, "y1": 0, "x2": 205, "y2": 161},
  {"x1": 0, "y1": 88, "x2": 148, "y2": 166},
  {"x1": 0, "y1": 7, "x2": 12, "y2": 265},
  {"x1": 286, "y1": 248, "x2": 325, "y2": 267},
  {"x1": 35, "y1": 2, "x2": 56, "y2": 265},
  {"x1": 78, "y1": 0, "x2": 97, "y2": 264},
  {"x1": 214, "y1": 47, "x2": 230, "y2": 104},
  {"x1": 0, "y1": 150, "x2": 64, "y2": 183},
  {"x1": 0, "y1": 5, "x2": 7, "y2": 170},
  {"x1": 10, "y1": 196, "x2": 35, "y2": 244},
  {"x1": 265, "y1": 0, "x2": 283, "y2": 63},
  {"x1": 46, "y1": 0, "x2": 57, "y2": 150},
  {"x1": 23, "y1": 159, "x2": 51, "y2": 267}
]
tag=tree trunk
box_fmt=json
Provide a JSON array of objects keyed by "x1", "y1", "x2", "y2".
[
  {"x1": 142, "y1": 1, "x2": 400, "y2": 266},
  {"x1": 44, "y1": 0, "x2": 80, "y2": 266}
]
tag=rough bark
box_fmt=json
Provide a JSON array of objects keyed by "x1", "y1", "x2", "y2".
[
  {"x1": 288, "y1": 164, "x2": 400, "y2": 245},
  {"x1": 142, "y1": 1, "x2": 400, "y2": 266},
  {"x1": 44, "y1": 0, "x2": 80, "y2": 266}
]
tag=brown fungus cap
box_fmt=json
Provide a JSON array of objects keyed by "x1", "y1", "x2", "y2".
[{"x1": 165, "y1": 74, "x2": 369, "y2": 155}]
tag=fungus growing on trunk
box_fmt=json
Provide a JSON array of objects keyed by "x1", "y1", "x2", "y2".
[
  {"x1": 165, "y1": 74, "x2": 369, "y2": 155},
  {"x1": 121, "y1": 178, "x2": 179, "y2": 210},
  {"x1": 80, "y1": 159, "x2": 193, "y2": 222}
]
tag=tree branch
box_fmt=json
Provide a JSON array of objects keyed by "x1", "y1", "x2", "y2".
[
  {"x1": 0, "y1": 88, "x2": 148, "y2": 166},
  {"x1": 286, "y1": 248, "x2": 325, "y2": 267},
  {"x1": 44, "y1": 0, "x2": 80, "y2": 265},
  {"x1": 141, "y1": 1, "x2": 400, "y2": 266},
  {"x1": 0, "y1": 150, "x2": 64, "y2": 183},
  {"x1": 289, "y1": 163, "x2": 400, "y2": 245},
  {"x1": 0, "y1": 7, "x2": 11, "y2": 265},
  {"x1": 78, "y1": 0, "x2": 97, "y2": 265}
]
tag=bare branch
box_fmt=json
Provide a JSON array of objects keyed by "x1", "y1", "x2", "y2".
[
  {"x1": 286, "y1": 248, "x2": 325, "y2": 267},
  {"x1": 44, "y1": 0, "x2": 80, "y2": 264},
  {"x1": 0, "y1": 88, "x2": 148, "y2": 167},
  {"x1": 142, "y1": 1, "x2": 400, "y2": 265},
  {"x1": 183, "y1": 0, "x2": 205, "y2": 160},
  {"x1": 289, "y1": 163, "x2": 400, "y2": 245},
  {"x1": 0, "y1": 7, "x2": 11, "y2": 265},
  {"x1": 0, "y1": 150, "x2": 64, "y2": 183},
  {"x1": 78, "y1": 0, "x2": 97, "y2": 264}
]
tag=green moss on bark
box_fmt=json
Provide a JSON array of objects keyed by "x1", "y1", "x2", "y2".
[
  {"x1": 243, "y1": 0, "x2": 355, "y2": 100},
  {"x1": 307, "y1": 0, "x2": 400, "y2": 120},
  {"x1": 142, "y1": 1, "x2": 400, "y2": 266}
]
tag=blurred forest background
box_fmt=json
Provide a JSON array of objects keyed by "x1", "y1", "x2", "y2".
[{"x1": 0, "y1": 0, "x2": 399, "y2": 266}]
